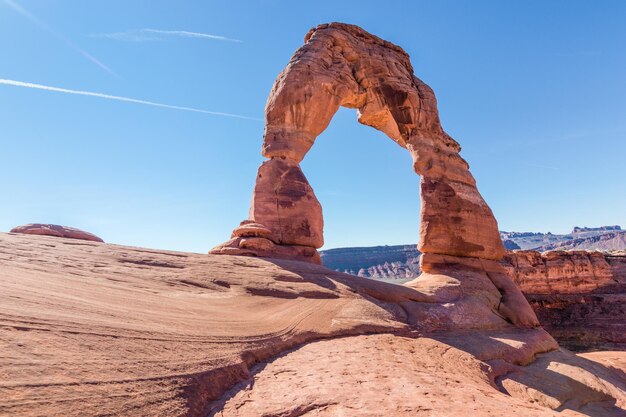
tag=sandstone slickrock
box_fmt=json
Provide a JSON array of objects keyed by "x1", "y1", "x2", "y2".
[
  {"x1": 213, "y1": 334, "x2": 625, "y2": 416},
  {"x1": 210, "y1": 22, "x2": 505, "y2": 263},
  {"x1": 2, "y1": 232, "x2": 625, "y2": 417},
  {"x1": 406, "y1": 253, "x2": 540, "y2": 329},
  {"x1": 9, "y1": 223, "x2": 103, "y2": 242},
  {"x1": 502, "y1": 250, "x2": 626, "y2": 350}
]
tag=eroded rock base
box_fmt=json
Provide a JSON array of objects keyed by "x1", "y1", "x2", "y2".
[
  {"x1": 403, "y1": 253, "x2": 540, "y2": 329},
  {"x1": 209, "y1": 219, "x2": 321, "y2": 264}
]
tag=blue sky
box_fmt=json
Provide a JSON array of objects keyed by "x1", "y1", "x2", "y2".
[{"x1": 0, "y1": 0, "x2": 624, "y2": 252}]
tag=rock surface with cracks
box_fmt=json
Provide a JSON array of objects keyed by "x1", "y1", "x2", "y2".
[{"x1": 1, "y1": 232, "x2": 625, "y2": 417}]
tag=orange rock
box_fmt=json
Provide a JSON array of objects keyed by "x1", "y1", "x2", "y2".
[
  {"x1": 212, "y1": 22, "x2": 504, "y2": 262},
  {"x1": 419, "y1": 177, "x2": 504, "y2": 260},
  {"x1": 407, "y1": 253, "x2": 540, "y2": 328},
  {"x1": 501, "y1": 250, "x2": 626, "y2": 350},
  {"x1": 3, "y1": 233, "x2": 625, "y2": 417},
  {"x1": 231, "y1": 221, "x2": 273, "y2": 239},
  {"x1": 248, "y1": 158, "x2": 323, "y2": 248},
  {"x1": 502, "y1": 250, "x2": 618, "y2": 294},
  {"x1": 10, "y1": 223, "x2": 103, "y2": 242},
  {"x1": 210, "y1": 236, "x2": 321, "y2": 264}
]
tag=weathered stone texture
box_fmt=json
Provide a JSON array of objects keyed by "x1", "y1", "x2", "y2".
[{"x1": 211, "y1": 23, "x2": 504, "y2": 262}]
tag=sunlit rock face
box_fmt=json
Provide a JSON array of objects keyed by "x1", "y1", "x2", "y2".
[
  {"x1": 502, "y1": 250, "x2": 626, "y2": 350},
  {"x1": 210, "y1": 22, "x2": 504, "y2": 263}
]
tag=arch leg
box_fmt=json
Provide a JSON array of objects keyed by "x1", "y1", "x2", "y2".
[{"x1": 209, "y1": 158, "x2": 323, "y2": 264}]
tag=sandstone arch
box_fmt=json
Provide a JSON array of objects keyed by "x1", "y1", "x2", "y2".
[{"x1": 210, "y1": 22, "x2": 505, "y2": 265}]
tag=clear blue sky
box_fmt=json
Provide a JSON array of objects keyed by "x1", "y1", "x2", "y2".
[{"x1": 1, "y1": 0, "x2": 624, "y2": 252}]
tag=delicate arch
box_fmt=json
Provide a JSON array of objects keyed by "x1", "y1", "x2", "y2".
[{"x1": 210, "y1": 23, "x2": 504, "y2": 264}]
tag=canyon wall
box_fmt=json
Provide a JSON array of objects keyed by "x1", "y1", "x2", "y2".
[{"x1": 501, "y1": 250, "x2": 626, "y2": 351}]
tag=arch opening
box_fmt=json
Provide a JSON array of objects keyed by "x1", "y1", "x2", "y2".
[{"x1": 301, "y1": 106, "x2": 422, "y2": 250}]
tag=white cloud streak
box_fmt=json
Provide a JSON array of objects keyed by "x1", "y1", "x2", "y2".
[
  {"x1": 3, "y1": 0, "x2": 116, "y2": 76},
  {"x1": 92, "y1": 28, "x2": 242, "y2": 43},
  {"x1": 0, "y1": 78, "x2": 262, "y2": 121}
]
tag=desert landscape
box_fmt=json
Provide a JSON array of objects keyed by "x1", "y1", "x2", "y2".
[
  {"x1": 3, "y1": 231, "x2": 625, "y2": 416},
  {"x1": 1, "y1": 7, "x2": 625, "y2": 417}
]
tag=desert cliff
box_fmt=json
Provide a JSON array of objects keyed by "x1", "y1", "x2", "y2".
[{"x1": 502, "y1": 250, "x2": 626, "y2": 351}]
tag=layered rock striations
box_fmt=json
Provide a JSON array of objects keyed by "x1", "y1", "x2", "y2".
[
  {"x1": 2, "y1": 232, "x2": 625, "y2": 416},
  {"x1": 502, "y1": 250, "x2": 626, "y2": 350}
]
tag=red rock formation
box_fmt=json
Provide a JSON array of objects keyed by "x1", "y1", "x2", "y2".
[
  {"x1": 406, "y1": 253, "x2": 540, "y2": 329},
  {"x1": 10, "y1": 223, "x2": 103, "y2": 243},
  {"x1": 209, "y1": 22, "x2": 538, "y2": 332},
  {"x1": 502, "y1": 250, "x2": 619, "y2": 294},
  {"x1": 502, "y1": 250, "x2": 626, "y2": 350},
  {"x1": 210, "y1": 22, "x2": 504, "y2": 263}
]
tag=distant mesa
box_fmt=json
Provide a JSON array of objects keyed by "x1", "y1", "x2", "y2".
[
  {"x1": 500, "y1": 225, "x2": 626, "y2": 252},
  {"x1": 10, "y1": 223, "x2": 104, "y2": 243},
  {"x1": 502, "y1": 239, "x2": 521, "y2": 250},
  {"x1": 572, "y1": 225, "x2": 621, "y2": 234},
  {"x1": 321, "y1": 225, "x2": 626, "y2": 280}
]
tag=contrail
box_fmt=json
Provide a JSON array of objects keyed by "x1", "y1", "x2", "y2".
[
  {"x1": 3, "y1": 0, "x2": 116, "y2": 76},
  {"x1": 92, "y1": 28, "x2": 242, "y2": 43},
  {"x1": 144, "y1": 29, "x2": 242, "y2": 42},
  {"x1": 0, "y1": 78, "x2": 262, "y2": 121}
]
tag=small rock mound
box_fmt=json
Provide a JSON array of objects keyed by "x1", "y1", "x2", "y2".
[{"x1": 10, "y1": 223, "x2": 103, "y2": 243}]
